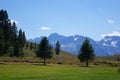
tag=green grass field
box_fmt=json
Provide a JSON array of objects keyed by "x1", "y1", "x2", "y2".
[
  {"x1": 0, "y1": 47, "x2": 119, "y2": 80},
  {"x1": 0, "y1": 64, "x2": 120, "y2": 80}
]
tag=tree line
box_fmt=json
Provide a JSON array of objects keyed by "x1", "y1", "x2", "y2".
[
  {"x1": 27, "y1": 37, "x2": 60, "y2": 66},
  {"x1": 0, "y1": 9, "x2": 26, "y2": 57}
]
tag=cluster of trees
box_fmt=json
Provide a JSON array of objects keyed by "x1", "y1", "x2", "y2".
[
  {"x1": 25, "y1": 42, "x2": 37, "y2": 50},
  {"x1": 36, "y1": 37, "x2": 61, "y2": 65},
  {"x1": 0, "y1": 10, "x2": 26, "y2": 57}
]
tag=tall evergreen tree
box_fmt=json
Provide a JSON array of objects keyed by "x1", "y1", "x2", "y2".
[
  {"x1": 34, "y1": 42, "x2": 37, "y2": 50},
  {"x1": 8, "y1": 22, "x2": 17, "y2": 56},
  {"x1": 13, "y1": 39, "x2": 21, "y2": 57},
  {"x1": 18, "y1": 29, "x2": 26, "y2": 47},
  {"x1": 14, "y1": 29, "x2": 25, "y2": 57},
  {"x1": 25, "y1": 42, "x2": 29, "y2": 49},
  {"x1": 0, "y1": 28, "x2": 5, "y2": 55},
  {"x1": 10, "y1": 22, "x2": 17, "y2": 45},
  {"x1": 30, "y1": 42, "x2": 33, "y2": 50},
  {"x1": 0, "y1": 10, "x2": 8, "y2": 27},
  {"x1": 22, "y1": 31, "x2": 26, "y2": 47},
  {"x1": 78, "y1": 38, "x2": 95, "y2": 67},
  {"x1": 12, "y1": 38, "x2": 24, "y2": 57},
  {"x1": 36, "y1": 37, "x2": 53, "y2": 65},
  {"x1": 18, "y1": 29, "x2": 23, "y2": 47},
  {"x1": 0, "y1": 10, "x2": 12, "y2": 54},
  {"x1": 55, "y1": 41, "x2": 60, "y2": 55}
]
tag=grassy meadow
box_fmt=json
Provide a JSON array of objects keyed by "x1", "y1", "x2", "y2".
[
  {"x1": 0, "y1": 48, "x2": 79, "y2": 65},
  {"x1": 0, "y1": 64, "x2": 120, "y2": 80},
  {"x1": 0, "y1": 47, "x2": 120, "y2": 80}
]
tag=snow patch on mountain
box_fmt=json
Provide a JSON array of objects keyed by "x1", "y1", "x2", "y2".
[
  {"x1": 102, "y1": 43, "x2": 109, "y2": 46},
  {"x1": 104, "y1": 38, "x2": 112, "y2": 42},
  {"x1": 111, "y1": 41, "x2": 117, "y2": 47},
  {"x1": 74, "y1": 37, "x2": 78, "y2": 41},
  {"x1": 102, "y1": 31, "x2": 120, "y2": 39}
]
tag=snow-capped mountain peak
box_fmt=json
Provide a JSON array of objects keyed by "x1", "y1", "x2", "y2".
[{"x1": 102, "y1": 31, "x2": 120, "y2": 39}]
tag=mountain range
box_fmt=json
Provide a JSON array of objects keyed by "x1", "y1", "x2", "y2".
[{"x1": 28, "y1": 33, "x2": 120, "y2": 56}]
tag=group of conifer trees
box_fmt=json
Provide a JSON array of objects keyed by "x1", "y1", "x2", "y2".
[{"x1": 0, "y1": 10, "x2": 26, "y2": 57}]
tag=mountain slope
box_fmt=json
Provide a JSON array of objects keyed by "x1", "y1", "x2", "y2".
[
  {"x1": 28, "y1": 33, "x2": 120, "y2": 56},
  {"x1": 98, "y1": 36, "x2": 120, "y2": 55}
]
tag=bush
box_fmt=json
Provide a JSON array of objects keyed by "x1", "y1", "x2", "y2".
[
  {"x1": 117, "y1": 68, "x2": 120, "y2": 73},
  {"x1": 93, "y1": 62, "x2": 99, "y2": 65},
  {"x1": 57, "y1": 61, "x2": 62, "y2": 64}
]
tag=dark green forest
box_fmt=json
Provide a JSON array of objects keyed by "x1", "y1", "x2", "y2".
[{"x1": 0, "y1": 10, "x2": 26, "y2": 57}]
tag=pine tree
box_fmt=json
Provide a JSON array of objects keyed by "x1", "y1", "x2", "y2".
[
  {"x1": 36, "y1": 37, "x2": 53, "y2": 65},
  {"x1": 13, "y1": 39, "x2": 20, "y2": 57},
  {"x1": 0, "y1": 10, "x2": 10, "y2": 54},
  {"x1": 18, "y1": 29, "x2": 23, "y2": 47},
  {"x1": 30, "y1": 42, "x2": 33, "y2": 50},
  {"x1": 0, "y1": 10, "x2": 8, "y2": 27},
  {"x1": 34, "y1": 42, "x2": 37, "y2": 50},
  {"x1": 10, "y1": 22, "x2": 17, "y2": 45},
  {"x1": 13, "y1": 39, "x2": 24, "y2": 57},
  {"x1": 25, "y1": 42, "x2": 29, "y2": 49},
  {"x1": 14, "y1": 30, "x2": 24, "y2": 57},
  {"x1": 22, "y1": 31, "x2": 26, "y2": 47},
  {"x1": 0, "y1": 28, "x2": 5, "y2": 55},
  {"x1": 18, "y1": 29, "x2": 26, "y2": 47},
  {"x1": 55, "y1": 41, "x2": 60, "y2": 55},
  {"x1": 78, "y1": 38, "x2": 95, "y2": 67}
]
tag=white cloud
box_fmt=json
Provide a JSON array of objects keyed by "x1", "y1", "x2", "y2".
[
  {"x1": 10, "y1": 19, "x2": 18, "y2": 24},
  {"x1": 40, "y1": 26, "x2": 51, "y2": 30},
  {"x1": 107, "y1": 19, "x2": 114, "y2": 25},
  {"x1": 101, "y1": 31, "x2": 120, "y2": 38}
]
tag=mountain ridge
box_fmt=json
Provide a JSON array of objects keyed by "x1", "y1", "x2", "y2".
[{"x1": 28, "y1": 33, "x2": 120, "y2": 56}]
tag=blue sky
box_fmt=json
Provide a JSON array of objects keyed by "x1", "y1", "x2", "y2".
[{"x1": 0, "y1": 0, "x2": 120, "y2": 40}]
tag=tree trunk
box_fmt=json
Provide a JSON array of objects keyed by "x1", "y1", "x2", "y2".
[
  {"x1": 86, "y1": 60, "x2": 89, "y2": 67},
  {"x1": 43, "y1": 57, "x2": 46, "y2": 66}
]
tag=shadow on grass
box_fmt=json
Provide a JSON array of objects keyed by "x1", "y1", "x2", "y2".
[
  {"x1": 78, "y1": 65, "x2": 91, "y2": 68},
  {"x1": 32, "y1": 63, "x2": 50, "y2": 66},
  {"x1": 77, "y1": 64, "x2": 95, "y2": 68},
  {"x1": 0, "y1": 62, "x2": 6, "y2": 65}
]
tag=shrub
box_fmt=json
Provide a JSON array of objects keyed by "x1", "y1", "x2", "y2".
[
  {"x1": 57, "y1": 61, "x2": 62, "y2": 64},
  {"x1": 117, "y1": 68, "x2": 120, "y2": 73}
]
